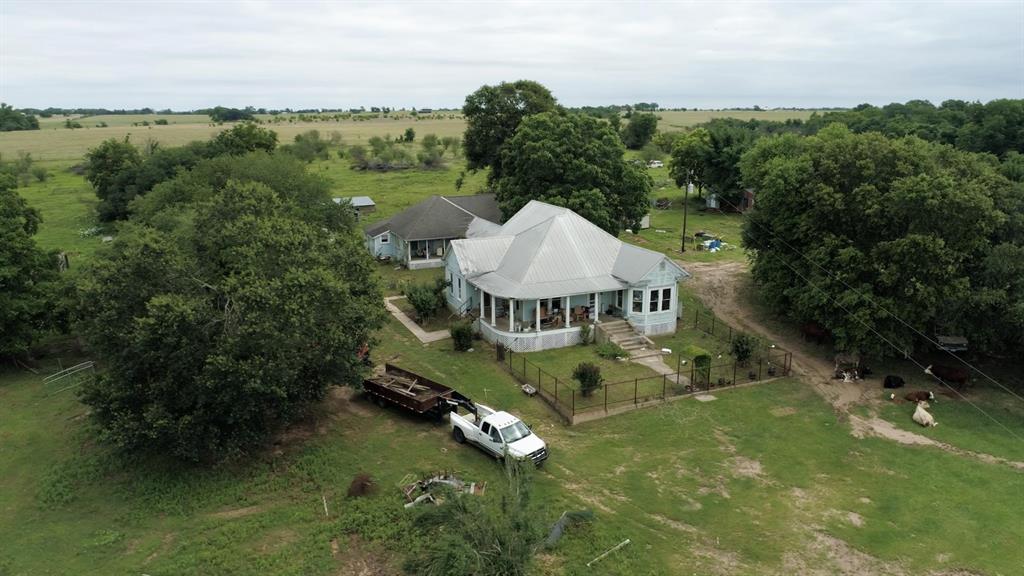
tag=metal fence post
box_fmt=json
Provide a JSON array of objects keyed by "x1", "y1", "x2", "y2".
[
  {"x1": 728, "y1": 325, "x2": 733, "y2": 343},
  {"x1": 712, "y1": 315, "x2": 716, "y2": 335},
  {"x1": 555, "y1": 377, "x2": 559, "y2": 403},
  {"x1": 634, "y1": 378, "x2": 639, "y2": 405},
  {"x1": 661, "y1": 374, "x2": 666, "y2": 399},
  {"x1": 538, "y1": 366, "x2": 541, "y2": 387},
  {"x1": 604, "y1": 382, "x2": 608, "y2": 413},
  {"x1": 690, "y1": 362, "x2": 695, "y2": 387},
  {"x1": 572, "y1": 389, "x2": 575, "y2": 414},
  {"x1": 733, "y1": 359, "x2": 737, "y2": 386}
]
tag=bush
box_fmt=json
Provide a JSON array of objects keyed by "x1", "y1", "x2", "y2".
[
  {"x1": 31, "y1": 166, "x2": 49, "y2": 182},
  {"x1": 573, "y1": 362, "x2": 603, "y2": 397},
  {"x1": 451, "y1": 320, "x2": 474, "y2": 351},
  {"x1": 595, "y1": 341, "x2": 628, "y2": 359},
  {"x1": 495, "y1": 342, "x2": 506, "y2": 362},
  {"x1": 693, "y1": 354, "x2": 712, "y2": 385},
  {"x1": 406, "y1": 281, "x2": 443, "y2": 321},
  {"x1": 578, "y1": 323, "x2": 591, "y2": 345},
  {"x1": 731, "y1": 333, "x2": 760, "y2": 365},
  {"x1": 154, "y1": 119, "x2": 169, "y2": 125}
]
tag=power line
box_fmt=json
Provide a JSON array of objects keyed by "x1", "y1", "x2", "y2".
[
  {"x1": 764, "y1": 250, "x2": 1024, "y2": 442},
  {"x1": 713, "y1": 194, "x2": 1024, "y2": 404}
]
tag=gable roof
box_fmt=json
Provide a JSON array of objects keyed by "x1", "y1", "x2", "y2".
[
  {"x1": 450, "y1": 200, "x2": 690, "y2": 299},
  {"x1": 362, "y1": 194, "x2": 499, "y2": 241}
]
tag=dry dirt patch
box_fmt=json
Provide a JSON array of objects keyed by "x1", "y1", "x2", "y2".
[{"x1": 208, "y1": 504, "x2": 267, "y2": 520}]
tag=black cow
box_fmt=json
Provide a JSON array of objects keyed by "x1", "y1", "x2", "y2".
[{"x1": 883, "y1": 375, "x2": 905, "y2": 389}]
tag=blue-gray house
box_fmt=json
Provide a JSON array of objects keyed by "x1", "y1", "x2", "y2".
[{"x1": 443, "y1": 200, "x2": 690, "y2": 352}]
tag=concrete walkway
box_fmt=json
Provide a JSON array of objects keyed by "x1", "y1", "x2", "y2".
[
  {"x1": 631, "y1": 353, "x2": 675, "y2": 375},
  {"x1": 384, "y1": 296, "x2": 451, "y2": 343}
]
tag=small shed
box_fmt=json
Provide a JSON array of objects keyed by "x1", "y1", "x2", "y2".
[
  {"x1": 334, "y1": 196, "x2": 376, "y2": 218},
  {"x1": 936, "y1": 335, "x2": 968, "y2": 352}
]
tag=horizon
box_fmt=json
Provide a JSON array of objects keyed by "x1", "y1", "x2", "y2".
[{"x1": 2, "y1": 1, "x2": 1021, "y2": 110}]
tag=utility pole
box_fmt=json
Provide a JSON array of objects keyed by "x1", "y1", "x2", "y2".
[{"x1": 680, "y1": 174, "x2": 690, "y2": 252}]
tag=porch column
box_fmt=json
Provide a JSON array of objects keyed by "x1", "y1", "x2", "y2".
[
  {"x1": 490, "y1": 295, "x2": 496, "y2": 326},
  {"x1": 626, "y1": 288, "x2": 632, "y2": 318},
  {"x1": 509, "y1": 299, "x2": 515, "y2": 332},
  {"x1": 564, "y1": 296, "x2": 570, "y2": 328},
  {"x1": 407, "y1": 241, "x2": 411, "y2": 263},
  {"x1": 535, "y1": 299, "x2": 541, "y2": 332},
  {"x1": 479, "y1": 289, "x2": 484, "y2": 318},
  {"x1": 593, "y1": 292, "x2": 600, "y2": 322}
]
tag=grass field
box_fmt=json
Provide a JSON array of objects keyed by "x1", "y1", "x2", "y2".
[
  {"x1": 2, "y1": 110, "x2": 817, "y2": 161},
  {"x1": 2, "y1": 318, "x2": 1021, "y2": 575}
]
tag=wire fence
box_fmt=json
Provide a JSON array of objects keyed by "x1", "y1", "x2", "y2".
[{"x1": 500, "y1": 346, "x2": 791, "y2": 424}]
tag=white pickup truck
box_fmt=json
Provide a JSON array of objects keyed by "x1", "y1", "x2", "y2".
[{"x1": 450, "y1": 404, "x2": 548, "y2": 465}]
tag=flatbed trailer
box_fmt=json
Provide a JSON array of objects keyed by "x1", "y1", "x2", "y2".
[{"x1": 362, "y1": 363, "x2": 474, "y2": 419}]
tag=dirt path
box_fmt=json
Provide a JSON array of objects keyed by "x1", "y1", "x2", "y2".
[{"x1": 680, "y1": 260, "x2": 1024, "y2": 470}]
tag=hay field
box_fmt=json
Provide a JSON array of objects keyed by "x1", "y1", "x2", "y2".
[{"x1": 2, "y1": 110, "x2": 822, "y2": 161}]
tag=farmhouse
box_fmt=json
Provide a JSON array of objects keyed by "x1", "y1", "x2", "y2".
[
  {"x1": 444, "y1": 200, "x2": 690, "y2": 351},
  {"x1": 363, "y1": 194, "x2": 501, "y2": 269}
]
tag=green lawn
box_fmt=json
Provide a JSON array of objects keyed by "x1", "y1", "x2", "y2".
[
  {"x1": 3, "y1": 335, "x2": 1022, "y2": 575},
  {"x1": 14, "y1": 162, "x2": 108, "y2": 262}
]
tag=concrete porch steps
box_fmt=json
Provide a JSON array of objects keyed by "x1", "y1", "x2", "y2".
[{"x1": 598, "y1": 320, "x2": 660, "y2": 359}]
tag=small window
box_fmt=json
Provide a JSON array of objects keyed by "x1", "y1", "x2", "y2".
[
  {"x1": 632, "y1": 290, "x2": 643, "y2": 313},
  {"x1": 457, "y1": 277, "x2": 462, "y2": 299},
  {"x1": 380, "y1": 233, "x2": 389, "y2": 244},
  {"x1": 661, "y1": 288, "x2": 671, "y2": 311},
  {"x1": 648, "y1": 289, "x2": 659, "y2": 313},
  {"x1": 481, "y1": 422, "x2": 491, "y2": 435},
  {"x1": 449, "y1": 273, "x2": 454, "y2": 294}
]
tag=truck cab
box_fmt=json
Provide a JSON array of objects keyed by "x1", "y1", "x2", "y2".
[{"x1": 450, "y1": 404, "x2": 548, "y2": 466}]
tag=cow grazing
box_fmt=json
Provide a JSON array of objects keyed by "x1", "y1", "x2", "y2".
[
  {"x1": 924, "y1": 364, "x2": 969, "y2": 390},
  {"x1": 801, "y1": 322, "x2": 831, "y2": 345},
  {"x1": 904, "y1": 390, "x2": 935, "y2": 403},
  {"x1": 883, "y1": 375, "x2": 905, "y2": 389},
  {"x1": 912, "y1": 401, "x2": 938, "y2": 427}
]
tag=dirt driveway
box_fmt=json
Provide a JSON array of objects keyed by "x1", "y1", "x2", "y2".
[{"x1": 680, "y1": 260, "x2": 1024, "y2": 470}]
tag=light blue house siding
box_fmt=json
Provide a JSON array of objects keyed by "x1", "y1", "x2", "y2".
[
  {"x1": 623, "y1": 262, "x2": 683, "y2": 336},
  {"x1": 444, "y1": 255, "x2": 477, "y2": 315},
  {"x1": 366, "y1": 231, "x2": 396, "y2": 260}
]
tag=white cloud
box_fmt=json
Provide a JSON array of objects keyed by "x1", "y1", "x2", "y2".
[{"x1": 1, "y1": 0, "x2": 1021, "y2": 109}]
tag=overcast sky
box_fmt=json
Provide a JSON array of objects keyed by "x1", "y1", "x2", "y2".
[{"x1": 1, "y1": 1, "x2": 1021, "y2": 110}]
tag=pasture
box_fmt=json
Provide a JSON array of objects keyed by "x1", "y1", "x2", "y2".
[{"x1": 0, "y1": 109, "x2": 817, "y2": 161}]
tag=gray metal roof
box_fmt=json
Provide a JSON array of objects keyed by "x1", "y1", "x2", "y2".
[
  {"x1": 334, "y1": 196, "x2": 375, "y2": 207},
  {"x1": 450, "y1": 200, "x2": 690, "y2": 299},
  {"x1": 362, "y1": 194, "x2": 499, "y2": 241}
]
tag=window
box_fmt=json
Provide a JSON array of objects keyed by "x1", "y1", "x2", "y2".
[
  {"x1": 449, "y1": 272, "x2": 454, "y2": 295},
  {"x1": 380, "y1": 233, "x2": 389, "y2": 244},
  {"x1": 662, "y1": 288, "x2": 672, "y2": 311},
  {"x1": 457, "y1": 277, "x2": 462, "y2": 299},
  {"x1": 632, "y1": 290, "x2": 643, "y2": 313},
  {"x1": 648, "y1": 289, "x2": 659, "y2": 312}
]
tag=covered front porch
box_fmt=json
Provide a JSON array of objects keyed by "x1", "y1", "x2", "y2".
[
  {"x1": 405, "y1": 238, "x2": 453, "y2": 270},
  {"x1": 473, "y1": 289, "x2": 627, "y2": 352}
]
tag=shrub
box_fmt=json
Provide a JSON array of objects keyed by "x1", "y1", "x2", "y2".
[
  {"x1": 595, "y1": 341, "x2": 628, "y2": 359},
  {"x1": 495, "y1": 342, "x2": 506, "y2": 362},
  {"x1": 693, "y1": 354, "x2": 712, "y2": 385},
  {"x1": 573, "y1": 362, "x2": 603, "y2": 397},
  {"x1": 154, "y1": 119, "x2": 169, "y2": 125},
  {"x1": 406, "y1": 282, "x2": 441, "y2": 321},
  {"x1": 451, "y1": 320, "x2": 474, "y2": 351},
  {"x1": 731, "y1": 333, "x2": 760, "y2": 365},
  {"x1": 578, "y1": 323, "x2": 591, "y2": 345},
  {"x1": 31, "y1": 166, "x2": 49, "y2": 182}
]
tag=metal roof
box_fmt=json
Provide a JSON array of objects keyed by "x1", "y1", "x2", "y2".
[
  {"x1": 334, "y1": 196, "x2": 375, "y2": 207},
  {"x1": 450, "y1": 200, "x2": 690, "y2": 299},
  {"x1": 361, "y1": 194, "x2": 499, "y2": 241}
]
